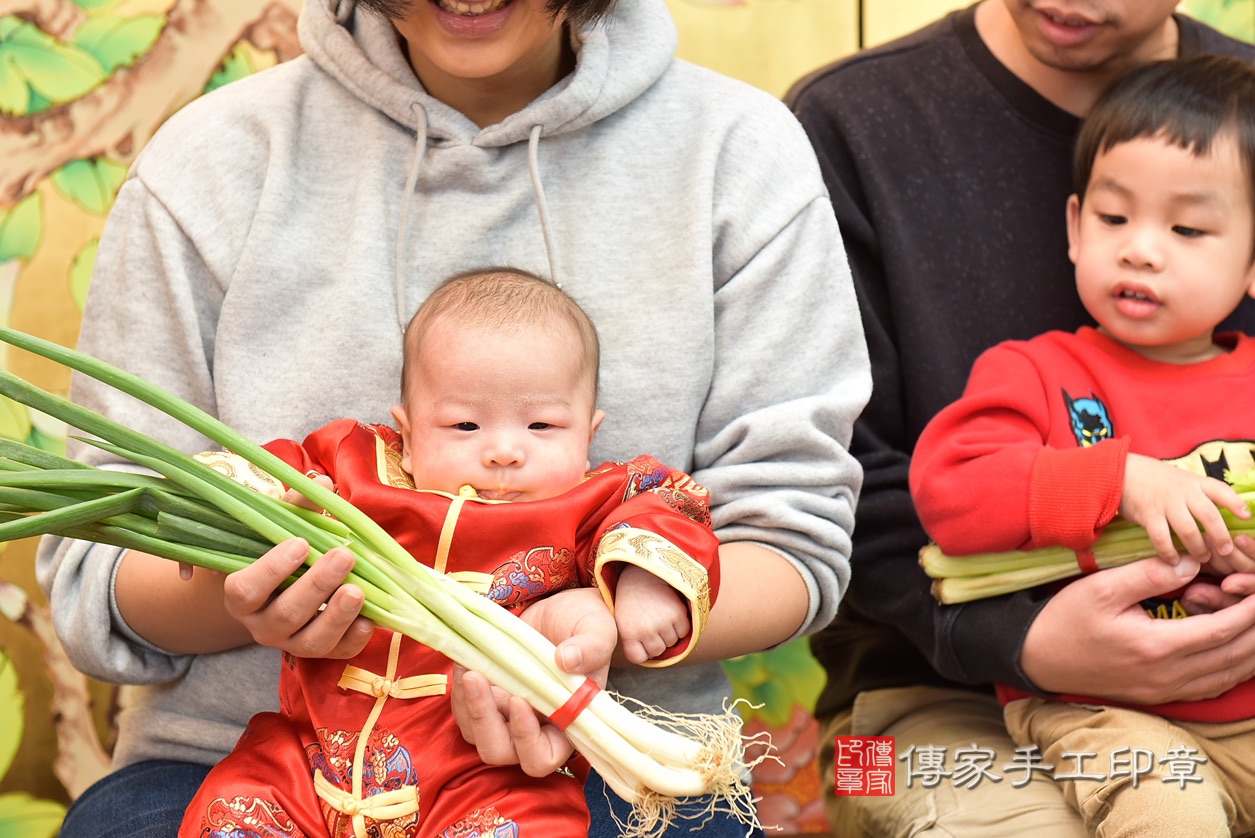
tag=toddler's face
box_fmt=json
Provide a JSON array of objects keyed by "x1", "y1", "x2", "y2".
[
  {"x1": 392, "y1": 320, "x2": 602, "y2": 502},
  {"x1": 1068, "y1": 132, "x2": 1255, "y2": 363}
]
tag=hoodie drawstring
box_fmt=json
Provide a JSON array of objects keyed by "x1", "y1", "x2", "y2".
[
  {"x1": 528, "y1": 124, "x2": 560, "y2": 288},
  {"x1": 395, "y1": 113, "x2": 561, "y2": 330},
  {"x1": 395, "y1": 101, "x2": 429, "y2": 332}
]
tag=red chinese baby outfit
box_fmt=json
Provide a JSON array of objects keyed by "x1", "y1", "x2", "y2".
[{"x1": 181, "y1": 420, "x2": 721, "y2": 838}]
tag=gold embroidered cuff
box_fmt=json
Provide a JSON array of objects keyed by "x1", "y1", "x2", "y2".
[
  {"x1": 193, "y1": 451, "x2": 285, "y2": 498},
  {"x1": 594, "y1": 526, "x2": 711, "y2": 667}
]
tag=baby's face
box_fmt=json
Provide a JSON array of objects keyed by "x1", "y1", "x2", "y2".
[{"x1": 392, "y1": 321, "x2": 602, "y2": 502}]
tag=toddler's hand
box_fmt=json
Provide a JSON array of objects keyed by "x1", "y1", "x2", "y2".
[
  {"x1": 614, "y1": 565, "x2": 689, "y2": 664},
  {"x1": 1120, "y1": 453, "x2": 1251, "y2": 566}
]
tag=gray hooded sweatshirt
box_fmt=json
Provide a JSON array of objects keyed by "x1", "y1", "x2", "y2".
[{"x1": 39, "y1": 0, "x2": 870, "y2": 770}]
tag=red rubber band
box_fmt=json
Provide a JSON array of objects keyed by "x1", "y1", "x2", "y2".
[
  {"x1": 1075, "y1": 547, "x2": 1100, "y2": 575},
  {"x1": 549, "y1": 678, "x2": 600, "y2": 731}
]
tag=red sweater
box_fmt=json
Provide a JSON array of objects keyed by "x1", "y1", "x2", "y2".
[{"x1": 911, "y1": 327, "x2": 1255, "y2": 722}]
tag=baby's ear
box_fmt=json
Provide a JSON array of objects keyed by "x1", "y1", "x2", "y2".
[
  {"x1": 390, "y1": 404, "x2": 410, "y2": 435},
  {"x1": 589, "y1": 408, "x2": 606, "y2": 441},
  {"x1": 390, "y1": 404, "x2": 414, "y2": 475}
]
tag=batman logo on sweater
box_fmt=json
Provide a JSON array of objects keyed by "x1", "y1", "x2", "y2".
[{"x1": 1063, "y1": 390, "x2": 1113, "y2": 448}]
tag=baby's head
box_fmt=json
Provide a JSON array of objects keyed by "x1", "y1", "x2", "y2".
[
  {"x1": 392, "y1": 268, "x2": 603, "y2": 502},
  {"x1": 1068, "y1": 55, "x2": 1255, "y2": 362}
]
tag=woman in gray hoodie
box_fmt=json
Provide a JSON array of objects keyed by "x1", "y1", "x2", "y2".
[{"x1": 41, "y1": 0, "x2": 870, "y2": 835}]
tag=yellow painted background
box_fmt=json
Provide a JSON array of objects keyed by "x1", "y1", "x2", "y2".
[{"x1": 0, "y1": 1, "x2": 1250, "y2": 836}]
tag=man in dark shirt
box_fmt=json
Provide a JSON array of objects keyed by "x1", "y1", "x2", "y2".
[{"x1": 789, "y1": 2, "x2": 1255, "y2": 833}]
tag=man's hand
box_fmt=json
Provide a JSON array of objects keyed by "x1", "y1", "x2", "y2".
[
  {"x1": 1021, "y1": 556, "x2": 1255, "y2": 703},
  {"x1": 1220, "y1": 571, "x2": 1255, "y2": 599},
  {"x1": 450, "y1": 587, "x2": 616, "y2": 776},
  {"x1": 1182, "y1": 540, "x2": 1255, "y2": 614}
]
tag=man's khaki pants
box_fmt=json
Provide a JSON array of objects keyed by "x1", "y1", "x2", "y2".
[
  {"x1": 819, "y1": 686, "x2": 1086, "y2": 837},
  {"x1": 1005, "y1": 698, "x2": 1255, "y2": 837}
]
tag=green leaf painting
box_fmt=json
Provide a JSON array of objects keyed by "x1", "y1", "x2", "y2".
[
  {"x1": 28, "y1": 415, "x2": 68, "y2": 455},
  {"x1": 24, "y1": 89, "x2": 52, "y2": 115},
  {"x1": 70, "y1": 239, "x2": 98, "y2": 314},
  {"x1": 0, "y1": 794, "x2": 65, "y2": 838},
  {"x1": 0, "y1": 652, "x2": 21, "y2": 779},
  {"x1": 74, "y1": 15, "x2": 164, "y2": 74},
  {"x1": 69, "y1": 0, "x2": 126, "y2": 9},
  {"x1": 205, "y1": 45, "x2": 255, "y2": 95},
  {"x1": 0, "y1": 52, "x2": 27, "y2": 116},
  {"x1": 0, "y1": 193, "x2": 42, "y2": 264},
  {"x1": 1182, "y1": 0, "x2": 1255, "y2": 41},
  {"x1": 0, "y1": 17, "x2": 105, "y2": 114},
  {"x1": 51, "y1": 159, "x2": 128, "y2": 216},
  {"x1": 722, "y1": 638, "x2": 825, "y2": 727},
  {"x1": 0, "y1": 604, "x2": 65, "y2": 838},
  {"x1": 0, "y1": 398, "x2": 32, "y2": 445}
]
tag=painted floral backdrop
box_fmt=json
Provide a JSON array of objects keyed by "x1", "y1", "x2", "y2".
[{"x1": 0, "y1": 0, "x2": 1249, "y2": 835}]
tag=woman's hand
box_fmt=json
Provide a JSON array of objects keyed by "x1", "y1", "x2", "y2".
[
  {"x1": 449, "y1": 587, "x2": 616, "y2": 776},
  {"x1": 213, "y1": 474, "x2": 373, "y2": 659},
  {"x1": 221, "y1": 537, "x2": 375, "y2": 659}
]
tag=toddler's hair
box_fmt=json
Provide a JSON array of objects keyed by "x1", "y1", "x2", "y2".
[{"x1": 1074, "y1": 54, "x2": 1255, "y2": 211}]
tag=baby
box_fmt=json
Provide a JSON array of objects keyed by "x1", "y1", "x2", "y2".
[{"x1": 182, "y1": 268, "x2": 720, "y2": 838}]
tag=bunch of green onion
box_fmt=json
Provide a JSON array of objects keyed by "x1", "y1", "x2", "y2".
[
  {"x1": 0, "y1": 327, "x2": 763, "y2": 837},
  {"x1": 921, "y1": 480, "x2": 1255, "y2": 604}
]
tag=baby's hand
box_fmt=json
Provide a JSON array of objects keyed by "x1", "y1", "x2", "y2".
[
  {"x1": 1121, "y1": 454, "x2": 1251, "y2": 567},
  {"x1": 282, "y1": 473, "x2": 335, "y2": 511},
  {"x1": 614, "y1": 565, "x2": 689, "y2": 665}
]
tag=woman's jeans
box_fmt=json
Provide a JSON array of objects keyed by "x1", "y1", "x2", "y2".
[{"x1": 60, "y1": 760, "x2": 766, "y2": 837}]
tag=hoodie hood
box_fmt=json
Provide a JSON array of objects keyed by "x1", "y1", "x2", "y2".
[{"x1": 298, "y1": 0, "x2": 677, "y2": 146}]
